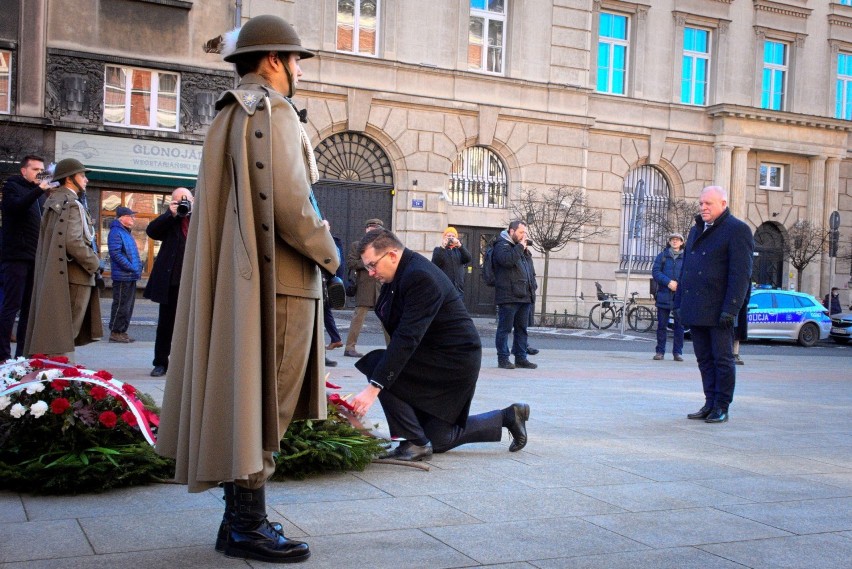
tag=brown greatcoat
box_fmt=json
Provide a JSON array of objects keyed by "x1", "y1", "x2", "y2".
[
  {"x1": 24, "y1": 187, "x2": 102, "y2": 355},
  {"x1": 347, "y1": 241, "x2": 381, "y2": 307},
  {"x1": 155, "y1": 73, "x2": 339, "y2": 492}
]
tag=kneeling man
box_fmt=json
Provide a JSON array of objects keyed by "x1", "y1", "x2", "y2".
[{"x1": 350, "y1": 228, "x2": 530, "y2": 461}]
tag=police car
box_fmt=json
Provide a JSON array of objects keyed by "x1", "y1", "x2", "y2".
[{"x1": 747, "y1": 289, "x2": 831, "y2": 347}]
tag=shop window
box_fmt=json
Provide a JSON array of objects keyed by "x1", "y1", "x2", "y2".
[
  {"x1": 449, "y1": 146, "x2": 508, "y2": 208},
  {"x1": 468, "y1": 0, "x2": 506, "y2": 74},
  {"x1": 337, "y1": 0, "x2": 380, "y2": 56},
  {"x1": 103, "y1": 65, "x2": 179, "y2": 131},
  {"x1": 0, "y1": 50, "x2": 10, "y2": 114},
  {"x1": 99, "y1": 190, "x2": 173, "y2": 280}
]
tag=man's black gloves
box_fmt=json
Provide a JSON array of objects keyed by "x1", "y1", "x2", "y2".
[
  {"x1": 671, "y1": 308, "x2": 680, "y2": 322},
  {"x1": 719, "y1": 312, "x2": 736, "y2": 329}
]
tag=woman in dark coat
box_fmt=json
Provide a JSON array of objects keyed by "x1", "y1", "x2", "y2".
[{"x1": 349, "y1": 229, "x2": 529, "y2": 461}]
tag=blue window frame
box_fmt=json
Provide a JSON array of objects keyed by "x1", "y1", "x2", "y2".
[
  {"x1": 597, "y1": 12, "x2": 628, "y2": 95},
  {"x1": 761, "y1": 40, "x2": 787, "y2": 111},
  {"x1": 836, "y1": 53, "x2": 852, "y2": 120},
  {"x1": 681, "y1": 27, "x2": 709, "y2": 105}
]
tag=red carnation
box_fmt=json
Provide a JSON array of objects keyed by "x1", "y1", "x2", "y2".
[
  {"x1": 121, "y1": 383, "x2": 137, "y2": 396},
  {"x1": 90, "y1": 386, "x2": 109, "y2": 401},
  {"x1": 62, "y1": 367, "x2": 81, "y2": 377},
  {"x1": 121, "y1": 410, "x2": 138, "y2": 427},
  {"x1": 98, "y1": 411, "x2": 117, "y2": 428},
  {"x1": 50, "y1": 398, "x2": 71, "y2": 414},
  {"x1": 30, "y1": 353, "x2": 47, "y2": 359},
  {"x1": 52, "y1": 356, "x2": 70, "y2": 364},
  {"x1": 94, "y1": 370, "x2": 113, "y2": 380},
  {"x1": 146, "y1": 411, "x2": 160, "y2": 427},
  {"x1": 30, "y1": 359, "x2": 45, "y2": 369},
  {"x1": 51, "y1": 379, "x2": 70, "y2": 391}
]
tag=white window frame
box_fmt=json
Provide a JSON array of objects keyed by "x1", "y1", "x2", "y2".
[
  {"x1": 841, "y1": 1, "x2": 852, "y2": 6},
  {"x1": 681, "y1": 26, "x2": 711, "y2": 106},
  {"x1": 836, "y1": 51, "x2": 852, "y2": 120},
  {"x1": 761, "y1": 40, "x2": 788, "y2": 111},
  {"x1": 336, "y1": 0, "x2": 381, "y2": 57},
  {"x1": 468, "y1": 0, "x2": 506, "y2": 75},
  {"x1": 103, "y1": 64, "x2": 180, "y2": 132},
  {"x1": 0, "y1": 49, "x2": 11, "y2": 114},
  {"x1": 759, "y1": 163, "x2": 785, "y2": 191},
  {"x1": 596, "y1": 11, "x2": 630, "y2": 96}
]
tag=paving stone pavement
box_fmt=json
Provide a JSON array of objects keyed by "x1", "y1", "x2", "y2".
[{"x1": 1, "y1": 336, "x2": 850, "y2": 568}]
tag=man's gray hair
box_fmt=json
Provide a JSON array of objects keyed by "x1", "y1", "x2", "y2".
[{"x1": 701, "y1": 185, "x2": 728, "y2": 201}]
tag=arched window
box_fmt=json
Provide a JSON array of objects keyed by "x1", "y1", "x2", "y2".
[
  {"x1": 449, "y1": 146, "x2": 508, "y2": 208},
  {"x1": 315, "y1": 131, "x2": 393, "y2": 185},
  {"x1": 619, "y1": 165, "x2": 671, "y2": 271}
]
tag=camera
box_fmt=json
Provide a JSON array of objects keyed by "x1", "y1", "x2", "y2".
[
  {"x1": 526, "y1": 239, "x2": 533, "y2": 246},
  {"x1": 176, "y1": 197, "x2": 192, "y2": 217}
]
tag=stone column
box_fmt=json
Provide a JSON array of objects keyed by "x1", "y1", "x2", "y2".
[
  {"x1": 730, "y1": 147, "x2": 750, "y2": 220},
  {"x1": 713, "y1": 144, "x2": 733, "y2": 191},
  {"x1": 18, "y1": 0, "x2": 47, "y2": 117},
  {"x1": 804, "y1": 155, "x2": 827, "y2": 295}
]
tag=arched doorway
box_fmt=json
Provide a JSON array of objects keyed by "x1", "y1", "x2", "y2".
[
  {"x1": 313, "y1": 132, "x2": 394, "y2": 259},
  {"x1": 619, "y1": 165, "x2": 672, "y2": 272},
  {"x1": 753, "y1": 223, "x2": 784, "y2": 287}
]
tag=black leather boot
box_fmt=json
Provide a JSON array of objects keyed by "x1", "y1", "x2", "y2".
[
  {"x1": 215, "y1": 482, "x2": 284, "y2": 553},
  {"x1": 223, "y1": 484, "x2": 310, "y2": 563},
  {"x1": 503, "y1": 403, "x2": 530, "y2": 452}
]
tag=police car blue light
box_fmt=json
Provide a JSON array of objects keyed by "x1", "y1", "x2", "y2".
[{"x1": 746, "y1": 289, "x2": 832, "y2": 347}]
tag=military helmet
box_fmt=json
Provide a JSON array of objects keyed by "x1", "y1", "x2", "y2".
[
  {"x1": 52, "y1": 158, "x2": 90, "y2": 181},
  {"x1": 223, "y1": 15, "x2": 314, "y2": 62}
]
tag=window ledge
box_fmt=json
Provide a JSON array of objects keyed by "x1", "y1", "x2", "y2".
[
  {"x1": 132, "y1": 0, "x2": 192, "y2": 9},
  {"x1": 707, "y1": 104, "x2": 852, "y2": 131}
]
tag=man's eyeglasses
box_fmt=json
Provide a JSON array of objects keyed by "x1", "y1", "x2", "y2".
[{"x1": 364, "y1": 251, "x2": 390, "y2": 272}]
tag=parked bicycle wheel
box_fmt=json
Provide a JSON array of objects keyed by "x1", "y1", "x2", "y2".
[
  {"x1": 589, "y1": 304, "x2": 616, "y2": 329},
  {"x1": 628, "y1": 305, "x2": 655, "y2": 332}
]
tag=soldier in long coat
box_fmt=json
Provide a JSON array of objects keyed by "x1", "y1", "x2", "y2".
[
  {"x1": 24, "y1": 158, "x2": 102, "y2": 358},
  {"x1": 155, "y1": 16, "x2": 338, "y2": 564}
]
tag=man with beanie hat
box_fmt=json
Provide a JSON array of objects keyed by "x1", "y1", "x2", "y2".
[
  {"x1": 25, "y1": 158, "x2": 102, "y2": 358},
  {"x1": 107, "y1": 206, "x2": 142, "y2": 343},
  {"x1": 651, "y1": 232, "x2": 685, "y2": 361},
  {"x1": 343, "y1": 218, "x2": 385, "y2": 357},
  {"x1": 155, "y1": 15, "x2": 339, "y2": 564},
  {"x1": 431, "y1": 226, "x2": 472, "y2": 295}
]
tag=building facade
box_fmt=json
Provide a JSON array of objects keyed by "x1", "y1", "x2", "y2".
[{"x1": 2, "y1": 0, "x2": 851, "y2": 315}]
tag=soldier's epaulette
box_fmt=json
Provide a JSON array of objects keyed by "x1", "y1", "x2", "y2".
[{"x1": 215, "y1": 88, "x2": 269, "y2": 115}]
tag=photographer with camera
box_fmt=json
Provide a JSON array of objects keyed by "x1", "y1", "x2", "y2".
[
  {"x1": 492, "y1": 220, "x2": 538, "y2": 370},
  {"x1": 144, "y1": 187, "x2": 193, "y2": 377},
  {"x1": 431, "y1": 226, "x2": 471, "y2": 295}
]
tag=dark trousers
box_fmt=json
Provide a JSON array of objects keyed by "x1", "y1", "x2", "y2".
[
  {"x1": 0, "y1": 260, "x2": 35, "y2": 360},
  {"x1": 323, "y1": 301, "x2": 341, "y2": 344},
  {"x1": 495, "y1": 302, "x2": 531, "y2": 360},
  {"x1": 153, "y1": 285, "x2": 180, "y2": 369},
  {"x1": 377, "y1": 388, "x2": 503, "y2": 452},
  {"x1": 655, "y1": 307, "x2": 684, "y2": 356},
  {"x1": 690, "y1": 325, "x2": 736, "y2": 409},
  {"x1": 109, "y1": 280, "x2": 137, "y2": 333}
]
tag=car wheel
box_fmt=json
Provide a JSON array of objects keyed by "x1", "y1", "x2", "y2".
[
  {"x1": 797, "y1": 323, "x2": 820, "y2": 347},
  {"x1": 831, "y1": 337, "x2": 849, "y2": 345}
]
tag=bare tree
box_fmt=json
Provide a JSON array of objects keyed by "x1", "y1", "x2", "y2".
[
  {"x1": 784, "y1": 220, "x2": 831, "y2": 291},
  {"x1": 0, "y1": 124, "x2": 44, "y2": 183},
  {"x1": 647, "y1": 198, "x2": 699, "y2": 249},
  {"x1": 510, "y1": 185, "x2": 608, "y2": 319}
]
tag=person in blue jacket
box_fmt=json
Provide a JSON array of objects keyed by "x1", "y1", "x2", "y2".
[
  {"x1": 107, "y1": 206, "x2": 143, "y2": 343},
  {"x1": 651, "y1": 232, "x2": 685, "y2": 361}
]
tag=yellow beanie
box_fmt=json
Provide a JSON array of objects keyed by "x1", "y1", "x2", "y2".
[{"x1": 443, "y1": 227, "x2": 458, "y2": 237}]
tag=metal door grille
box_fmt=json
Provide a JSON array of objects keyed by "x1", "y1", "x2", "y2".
[
  {"x1": 449, "y1": 146, "x2": 508, "y2": 208},
  {"x1": 619, "y1": 166, "x2": 671, "y2": 272},
  {"x1": 315, "y1": 132, "x2": 393, "y2": 184}
]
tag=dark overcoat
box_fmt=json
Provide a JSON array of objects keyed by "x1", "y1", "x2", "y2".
[
  {"x1": 143, "y1": 211, "x2": 187, "y2": 304},
  {"x1": 675, "y1": 208, "x2": 754, "y2": 328},
  {"x1": 1, "y1": 174, "x2": 45, "y2": 261},
  {"x1": 431, "y1": 244, "x2": 471, "y2": 293},
  {"x1": 359, "y1": 249, "x2": 481, "y2": 427},
  {"x1": 492, "y1": 232, "x2": 537, "y2": 305},
  {"x1": 651, "y1": 246, "x2": 684, "y2": 309}
]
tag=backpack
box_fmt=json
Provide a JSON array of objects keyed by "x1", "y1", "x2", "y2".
[{"x1": 481, "y1": 237, "x2": 498, "y2": 287}]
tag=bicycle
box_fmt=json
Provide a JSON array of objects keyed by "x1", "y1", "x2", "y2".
[{"x1": 589, "y1": 282, "x2": 655, "y2": 332}]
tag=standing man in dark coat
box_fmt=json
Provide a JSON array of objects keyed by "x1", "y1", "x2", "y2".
[
  {"x1": 343, "y1": 218, "x2": 384, "y2": 357},
  {"x1": 349, "y1": 228, "x2": 530, "y2": 462},
  {"x1": 0, "y1": 155, "x2": 50, "y2": 360},
  {"x1": 431, "y1": 226, "x2": 471, "y2": 294},
  {"x1": 107, "y1": 206, "x2": 143, "y2": 343},
  {"x1": 492, "y1": 220, "x2": 538, "y2": 369},
  {"x1": 144, "y1": 187, "x2": 192, "y2": 377},
  {"x1": 674, "y1": 186, "x2": 753, "y2": 424},
  {"x1": 651, "y1": 232, "x2": 685, "y2": 361}
]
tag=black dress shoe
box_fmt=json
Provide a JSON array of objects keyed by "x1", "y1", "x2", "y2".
[
  {"x1": 379, "y1": 441, "x2": 433, "y2": 461},
  {"x1": 150, "y1": 365, "x2": 167, "y2": 377},
  {"x1": 514, "y1": 359, "x2": 537, "y2": 369},
  {"x1": 326, "y1": 276, "x2": 346, "y2": 310},
  {"x1": 498, "y1": 359, "x2": 515, "y2": 369},
  {"x1": 324, "y1": 357, "x2": 337, "y2": 367},
  {"x1": 507, "y1": 403, "x2": 530, "y2": 452},
  {"x1": 526, "y1": 347, "x2": 540, "y2": 356},
  {"x1": 687, "y1": 404, "x2": 713, "y2": 420},
  {"x1": 705, "y1": 408, "x2": 729, "y2": 423}
]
